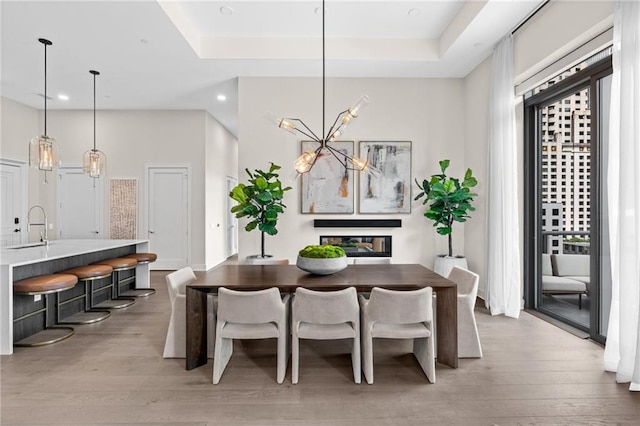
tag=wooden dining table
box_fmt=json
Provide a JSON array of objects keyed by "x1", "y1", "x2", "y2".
[{"x1": 185, "y1": 264, "x2": 458, "y2": 370}]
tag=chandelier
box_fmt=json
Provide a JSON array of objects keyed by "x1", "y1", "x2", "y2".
[{"x1": 267, "y1": 0, "x2": 379, "y2": 178}]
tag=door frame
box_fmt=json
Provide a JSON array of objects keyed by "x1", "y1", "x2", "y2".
[
  {"x1": 145, "y1": 165, "x2": 191, "y2": 270},
  {"x1": 523, "y1": 57, "x2": 612, "y2": 343},
  {"x1": 225, "y1": 175, "x2": 238, "y2": 258},
  {"x1": 0, "y1": 158, "x2": 28, "y2": 245}
]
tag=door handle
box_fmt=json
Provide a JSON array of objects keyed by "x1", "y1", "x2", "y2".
[
  {"x1": 92, "y1": 231, "x2": 99, "y2": 234},
  {"x1": 149, "y1": 230, "x2": 155, "y2": 234},
  {"x1": 14, "y1": 228, "x2": 21, "y2": 233}
]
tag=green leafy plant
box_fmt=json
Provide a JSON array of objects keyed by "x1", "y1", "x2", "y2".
[
  {"x1": 298, "y1": 245, "x2": 346, "y2": 259},
  {"x1": 229, "y1": 162, "x2": 292, "y2": 258},
  {"x1": 415, "y1": 159, "x2": 478, "y2": 258}
]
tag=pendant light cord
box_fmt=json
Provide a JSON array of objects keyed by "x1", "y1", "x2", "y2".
[
  {"x1": 89, "y1": 70, "x2": 100, "y2": 152},
  {"x1": 44, "y1": 42, "x2": 47, "y2": 135},
  {"x1": 93, "y1": 72, "x2": 96, "y2": 151},
  {"x1": 322, "y1": 0, "x2": 325, "y2": 144},
  {"x1": 41, "y1": 39, "x2": 50, "y2": 135}
]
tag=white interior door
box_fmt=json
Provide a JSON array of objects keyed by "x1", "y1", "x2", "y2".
[
  {"x1": 0, "y1": 160, "x2": 26, "y2": 247},
  {"x1": 57, "y1": 167, "x2": 104, "y2": 239},
  {"x1": 226, "y1": 176, "x2": 238, "y2": 257},
  {"x1": 148, "y1": 167, "x2": 189, "y2": 270}
]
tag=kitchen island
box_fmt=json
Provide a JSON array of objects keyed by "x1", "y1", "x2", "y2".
[{"x1": 0, "y1": 239, "x2": 149, "y2": 355}]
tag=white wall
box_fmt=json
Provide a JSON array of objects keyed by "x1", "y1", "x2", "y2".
[
  {"x1": 0, "y1": 98, "x2": 43, "y2": 224},
  {"x1": 462, "y1": 0, "x2": 614, "y2": 298},
  {"x1": 514, "y1": 1, "x2": 614, "y2": 85},
  {"x1": 463, "y1": 57, "x2": 491, "y2": 299},
  {"x1": 0, "y1": 99, "x2": 238, "y2": 270},
  {"x1": 238, "y1": 77, "x2": 467, "y2": 265},
  {"x1": 205, "y1": 112, "x2": 238, "y2": 269}
]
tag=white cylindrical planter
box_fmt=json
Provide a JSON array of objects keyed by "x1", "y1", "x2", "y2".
[{"x1": 433, "y1": 255, "x2": 468, "y2": 277}]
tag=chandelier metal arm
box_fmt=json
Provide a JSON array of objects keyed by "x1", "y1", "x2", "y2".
[
  {"x1": 325, "y1": 108, "x2": 352, "y2": 140},
  {"x1": 283, "y1": 118, "x2": 322, "y2": 141}
]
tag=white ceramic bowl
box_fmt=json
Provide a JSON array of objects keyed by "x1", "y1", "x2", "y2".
[{"x1": 296, "y1": 255, "x2": 348, "y2": 275}]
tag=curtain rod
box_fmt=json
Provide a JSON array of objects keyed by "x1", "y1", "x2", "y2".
[{"x1": 511, "y1": 0, "x2": 550, "y2": 35}]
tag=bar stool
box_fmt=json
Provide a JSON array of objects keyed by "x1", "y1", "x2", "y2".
[
  {"x1": 58, "y1": 265, "x2": 113, "y2": 324},
  {"x1": 118, "y1": 252, "x2": 157, "y2": 297},
  {"x1": 91, "y1": 258, "x2": 136, "y2": 309},
  {"x1": 13, "y1": 274, "x2": 78, "y2": 347}
]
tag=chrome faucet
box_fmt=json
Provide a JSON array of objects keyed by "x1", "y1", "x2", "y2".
[{"x1": 27, "y1": 205, "x2": 49, "y2": 245}]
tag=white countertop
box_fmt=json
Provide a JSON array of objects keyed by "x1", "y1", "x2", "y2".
[{"x1": 1, "y1": 239, "x2": 148, "y2": 267}]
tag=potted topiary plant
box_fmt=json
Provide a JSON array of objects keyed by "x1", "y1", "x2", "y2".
[
  {"x1": 415, "y1": 159, "x2": 478, "y2": 276},
  {"x1": 229, "y1": 162, "x2": 292, "y2": 259},
  {"x1": 296, "y1": 244, "x2": 348, "y2": 275}
]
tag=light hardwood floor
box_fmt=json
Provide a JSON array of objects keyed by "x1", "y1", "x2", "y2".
[{"x1": 2, "y1": 270, "x2": 638, "y2": 425}]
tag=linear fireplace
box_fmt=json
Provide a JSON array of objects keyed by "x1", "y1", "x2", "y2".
[{"x1": 319, "y1": 235, "x2": 391, "y2": 258}]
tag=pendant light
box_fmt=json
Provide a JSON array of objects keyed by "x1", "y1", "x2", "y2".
[
  {"x1": 29, "y1": 38, "x2": 59, "y2": 184},
  {"x1": 267, "y1": 0, "x2": 378, "y2": 179},
  {"x1": 83, "y1": 70, "x2": 106, "y2": 178}
]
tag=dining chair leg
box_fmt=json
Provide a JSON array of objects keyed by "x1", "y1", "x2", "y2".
[
  {"x1": 292, "y1": 333, "x2": 300, "y2": 384},
  {"x1": 213, "y1": 334, "x2": 233, "y2": 384},
  {"x1": 351, "y1": 335, "x2": 361, "y2": 384},
  {"x1": 413, "y1": 337, "x2": 436, "y2": 383},
  {"x1": 362, "y1": 330, "x2": 374, "y2": 385}
]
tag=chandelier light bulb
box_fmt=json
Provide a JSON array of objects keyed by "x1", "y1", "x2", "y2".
[
  {"x1": 348, "y1": 94, "x2": 370, "y2": 118},
  {"x1": 279, "y1": 118, "x2": 297, "y2": 132},
  {"x1": 294, "y1": 151, "x2": 317, "y2": 174}
]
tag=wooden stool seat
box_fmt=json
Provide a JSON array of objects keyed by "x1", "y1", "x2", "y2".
[
  {"x1": 63, "y1": 265, "x2": 113, "y2": 280},
  {"x1": 14, "y1": 274, "x2": 78, "y2": 295},
  {"x1": 13, "y1": 274, "x2": 77, "y2": 347},
  {"x1": 59, "y1": 266, "x2": 113, "y2": 324},
  {"x1": 93, "y1": 257, "x2": 138, "y2": 271},
  {"x1": 128, "y1": 253, "x2": 157, "y2": 264}
]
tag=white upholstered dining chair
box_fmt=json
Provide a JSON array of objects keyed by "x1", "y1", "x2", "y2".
[
  {"x1": 291, "y1": 287, "x2": 360, "y2": 384},
  {"x1": 163, "y1": 267, "x2": 216, "y2": 359},
  {"x1": 359, "y1": 286, "x2": 435, "y2": 384},
  {"x1": 448, "y1": 266, "x2": 482, "y2": 358},
  {"x1": 213, "y1": 287, "x2": 290, "y2": 384}
]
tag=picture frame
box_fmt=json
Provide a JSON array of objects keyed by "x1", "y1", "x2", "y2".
[
  {"x1": 358, "y1": 141, "x2": 412, "y2": 214},
  {"x1": 301, "y1": 140, "x2": 354, "y2": 214}
]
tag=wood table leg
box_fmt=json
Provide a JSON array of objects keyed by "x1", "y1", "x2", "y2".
[
  {"x1": 186, "y1": 286, "x2": 207, "y2": 370},
  {"x1": 435, "y1": 285, "x2": 458, "y2": 368}
]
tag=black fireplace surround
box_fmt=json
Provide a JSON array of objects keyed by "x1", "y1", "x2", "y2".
[{"x1": 319, "y1": 236, "x2": 391, "y2": 257}]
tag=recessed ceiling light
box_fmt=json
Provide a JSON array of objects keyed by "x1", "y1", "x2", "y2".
[
  {"x1": 408, "y1": 8, "x2": 420, "y2": 16},
  {"x1": 473, "y1": 43, "x2": 482, "y2": 49},
  {"x1": 217, "y1": 94, "x2": 227, "y2": 102},
  {"x1": 58, "y1": 94, "x2": 69, "y2": 101},
  {"x1": 220, "y1": 6, "x2": 233, "y2": 16}
]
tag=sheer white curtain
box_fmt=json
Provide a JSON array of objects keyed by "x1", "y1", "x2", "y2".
[
  {"x1": 485, "y1": 34, "x2": 521, "y2": 318},
  {"x1": 604, "y1": 0, "x2": 640, "y2": 392}
]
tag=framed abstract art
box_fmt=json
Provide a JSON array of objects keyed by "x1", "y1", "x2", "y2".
[
  {"x1": 301, "y1": 140, "x2": 354, "y2": 214},
  {"x1": 358, "y1": 141, "x2": 412, "y2": 214}
]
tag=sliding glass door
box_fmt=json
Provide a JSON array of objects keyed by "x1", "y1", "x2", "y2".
[{"x1": 524, "y1": 55, "x2": 612, "y2": 343}]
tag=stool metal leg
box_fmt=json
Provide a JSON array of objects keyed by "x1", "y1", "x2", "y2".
[
  {"x1": 91, "y1": 270, "x2": 135, "y2": 310},
  {"x1": 118, "y1": 262, "x2": 156, "y2": 298},
  {"x1": 14, "y1": 294, "x2": 75, "y2": 347},
  {"x1": 56, "y1": 280, "x2": 111, "y2": 324}
]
